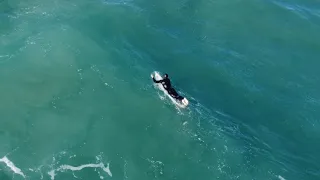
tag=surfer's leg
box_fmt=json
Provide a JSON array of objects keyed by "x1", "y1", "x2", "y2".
[
  {"x1": 168, "y1": 88, "x2": 182, "y2": 100},
  {"x1": 166, "y1": 88, "x2": 176, "y2": 97},
  {"x1": 171, "y1": 89, "x2": 184, "y2": 101}
]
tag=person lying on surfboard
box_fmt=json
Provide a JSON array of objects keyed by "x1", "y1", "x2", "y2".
[{"x1": 151, "y1": 73, "x2": 184, "y2": 101}]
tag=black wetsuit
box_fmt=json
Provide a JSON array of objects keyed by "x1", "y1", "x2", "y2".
[{"x1": 153, "y1": 77, "x2": 184, "y2": 101}]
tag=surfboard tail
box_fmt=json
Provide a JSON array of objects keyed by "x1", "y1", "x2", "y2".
[{"x1": 182, "y1": 98, "x2": 189, "y2": 106}]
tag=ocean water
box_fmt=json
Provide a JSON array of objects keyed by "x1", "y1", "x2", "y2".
[{"x1": 1, "y1": 0, "x2": 320, "y2": 179}]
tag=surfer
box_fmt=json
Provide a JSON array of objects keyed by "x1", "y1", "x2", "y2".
[{"x1": 151, "y1": 73, "x2": 184, "y2": 101}]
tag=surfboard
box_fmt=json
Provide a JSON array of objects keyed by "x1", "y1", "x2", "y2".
[{"x1": 151, "y1": 71, "x2": 189, "y2": 108}]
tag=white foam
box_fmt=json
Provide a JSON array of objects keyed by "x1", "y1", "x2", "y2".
[
  {"x1": 59, "y1": 163, "x2": 101, "y2": 171},
  {"x1": 69, "y1": 155, "x2": 76, "y2": 159},
  {"x1": 48, "y1": 162, "x2": 112, "y2": 179},
  {"x1": 0, "y1": 55, "x2": 9, "y2": 58},
  {"x1": 98, "y1": 171, "x2": 104, "y2": 179},
  {"x1": 30, "y1": 165, "x2": 44, "y2": 179},
  {"x1": 146, "y1": 158, "x2": 164, "y2": 177},
  {"x1": 104, "y1": 82, "x2": 114, "y2": 88},
  {"x1": 278, "y1": 175, "x2": 286, "y2": 180},
  {"x1": 48, "y1": 170, "x2": 56, "y2": 180},
  {"x1": 0, "y1": 156, "x2": 26, "y2": 178},
  {"x1": 124, "y1": 160, "x2": 128, "y2": 179}
]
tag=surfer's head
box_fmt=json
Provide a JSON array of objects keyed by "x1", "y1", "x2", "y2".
[{"x1": 164, "y1": 74, "x2": 168, "y2": 78}]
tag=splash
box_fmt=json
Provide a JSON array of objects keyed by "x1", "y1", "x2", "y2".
[{"x1": 0, "y1": 156, "x2": 26, "y2": 178}]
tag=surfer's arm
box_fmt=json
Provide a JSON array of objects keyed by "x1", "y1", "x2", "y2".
[{"x1": 152, "y1": 77, "x2": 162, "y2": 83}]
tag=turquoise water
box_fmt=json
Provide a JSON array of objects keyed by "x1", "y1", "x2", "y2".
[{"x1": 1, "y1": 0, "x2": 320, "y2": 179}]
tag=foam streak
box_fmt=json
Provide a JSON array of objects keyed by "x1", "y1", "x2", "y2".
[
  {"x1": 59, "y1": 163, "x2": 112, "y2": 176},
  {"x1": 48, "y1": 162, "x2": 112, "y2": 180},
  {"x1": 0, "y1": 156, "x2": 26, "y2": 178}
]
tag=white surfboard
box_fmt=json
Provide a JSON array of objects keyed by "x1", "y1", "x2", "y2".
[{"x1": 151, "y1": 71, "x2": 189, "y2": 108}]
